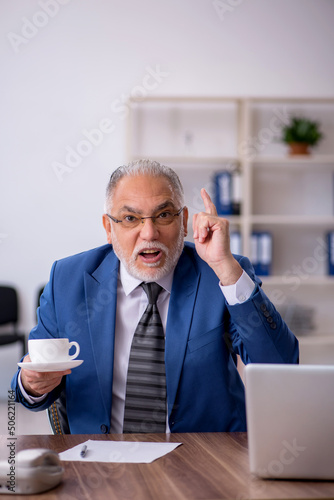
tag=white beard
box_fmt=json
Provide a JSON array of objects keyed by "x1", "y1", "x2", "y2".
[{"x1": 110, "y1": 228, "x2": 185, "y2": 282}]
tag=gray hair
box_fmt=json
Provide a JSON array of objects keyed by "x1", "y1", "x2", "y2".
[{"x1": 105, "y1": 159, "x2": 184, "y2": 212}]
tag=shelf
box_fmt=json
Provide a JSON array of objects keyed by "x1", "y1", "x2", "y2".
[
  {"x1": 261, "y1": 276, "x2": 334, "y2": 286},
  {"x1": 250, "y1": 215, "x2": 334, "y2": 226},
  {"x1": 298, "y1": 335, "x2": 334, "y2": 365},
  {"x1": 221, "y1": 216, "x2": 242, "y2": 224},
  {"x1": 134, "y1": 156, "x2": 334, "y2": 167},
  {"x1": 299, "y1": 335, "x2": 334, "y2": 345},
  {"x1": 248, "y1": 96, "x2": 334, "y2": 104},
  {"x1": 129, "y1": 96, "x2": 242, "y2": 104},
  {"x1": 129, "y1": 96, "x2": 334, "y2": 104},
  {"x1": 127, "y1": 96, "x2": 334, "y2": 339},
  {"x1": 130, "y1": 155, "x2": 240, "y2": 166},
  {"x1": 252, "y1": 155, "x2": 334, "y2": 165},
  {"x1": 126, "y1": 154, "x2": 334, "y2": 166}
]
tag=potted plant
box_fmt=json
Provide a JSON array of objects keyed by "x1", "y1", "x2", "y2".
[{"x1": 282, "y1": 116, "x2": 323, "y2": 155}]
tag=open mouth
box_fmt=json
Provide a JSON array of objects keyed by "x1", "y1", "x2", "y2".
[{"x1": 138, "y1": 249, "x2": 162, "y2": 264}]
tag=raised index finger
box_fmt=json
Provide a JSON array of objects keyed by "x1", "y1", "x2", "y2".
[{"x1": 200, "y1": 188, "x2": 218, "y2": 216}]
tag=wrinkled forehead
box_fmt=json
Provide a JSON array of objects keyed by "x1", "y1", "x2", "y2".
[{"x1": 110, "y1": 174, "x2": 180, "y2": 212}]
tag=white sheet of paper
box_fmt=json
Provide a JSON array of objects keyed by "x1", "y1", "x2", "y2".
[{"x1": 59, "y1": 439, "x2": 182, "y2": 463}]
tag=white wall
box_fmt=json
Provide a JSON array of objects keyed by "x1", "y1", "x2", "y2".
[{"x1": 1, "y1": 0, "x2": 334, "y2": 337}]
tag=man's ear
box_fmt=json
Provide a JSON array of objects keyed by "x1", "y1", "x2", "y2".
[
  {"x1": 182, "y1": 206, "x2": 189, "y2": 237},
  {"x1": 102, "y1": 214, "x2": 112, "y2": 244}
]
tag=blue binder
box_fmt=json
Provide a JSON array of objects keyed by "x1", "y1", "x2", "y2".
[
  {"x1": 251, "y1": 231, "x2": 272, "y2": 276},
  {"x1": 327, "y1": 232, "x2": 334, "y2": 275},
  {"x1": 230, "y1": 231, "x2": 242, "y2": 256},
  {"x1": 214, "y1": 171, "x2": 233, "y2": 215}
]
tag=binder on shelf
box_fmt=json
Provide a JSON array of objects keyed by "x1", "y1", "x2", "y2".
[
  {"x1": 214, "y1": 169, "x2": 242, "y2": 216},
  {"x1": 214, "y1": 171, "x2": 233, "y2": 215},
  {"x1": 250, "y1": 233, "x2": 259, "y2": 273},
  {"x1": 230, "y1": 231, "x2": 242, "y2": 255},
  {"x1": 251, "y1": 231, "x2": 273, "y2": 276},
  {"x1": 327, "y1": 232, "x2": 334, "y2": 275}
]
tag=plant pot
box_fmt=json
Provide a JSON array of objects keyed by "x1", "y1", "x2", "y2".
[{"x1": 288, "y1": 142, "x2": 310, "y2": 155}]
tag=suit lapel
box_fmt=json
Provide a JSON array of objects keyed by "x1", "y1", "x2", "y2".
[
  {"x1": 165, "y1": 248, "x2": 200, "y2": 417},
  {"x1": 84, "y1": 250, "x2": 119, "y2": 419}
]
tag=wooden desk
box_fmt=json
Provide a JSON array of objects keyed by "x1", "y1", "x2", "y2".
[{"x1": 1, "y1": 433, "x2": 334, "y2": 499}]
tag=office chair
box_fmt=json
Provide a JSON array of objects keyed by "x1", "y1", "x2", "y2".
[
  {"x1": 36, "y1": 285, "x2": 45, "y2": 321},
  {"x1": 46, "y1": 383, "x2": 70, "y2": 435},
  {"x1": 0, "y1": 286, "x2": 26, "y2": 358}
]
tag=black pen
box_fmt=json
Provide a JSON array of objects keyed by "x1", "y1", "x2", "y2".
[{"x1": 80, "y1": 444, "x2": 88, "y2": 458}]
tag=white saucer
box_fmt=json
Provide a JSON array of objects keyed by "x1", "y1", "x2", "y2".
[{"x1": 18, "y1": 359, "x2": 83, "y2": 372}]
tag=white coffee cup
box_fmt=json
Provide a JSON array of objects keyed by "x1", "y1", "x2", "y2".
[{"x1": 28, "y1": 338, "x2": 80, "y2": 364}]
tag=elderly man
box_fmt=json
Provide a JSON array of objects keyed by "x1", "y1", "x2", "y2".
[{"x1": 12, "y1": 159, "x2": 298, "y2": 434}]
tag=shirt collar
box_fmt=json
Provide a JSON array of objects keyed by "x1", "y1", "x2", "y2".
[{"x1": 119, "y1": 262, "x2": 174, "y2": 296}]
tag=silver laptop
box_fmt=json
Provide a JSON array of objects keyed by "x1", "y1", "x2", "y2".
[{"x1": 244, "y1": 363, "x2": 334, "y2": 480}]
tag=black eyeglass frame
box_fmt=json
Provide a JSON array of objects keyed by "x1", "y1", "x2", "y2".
[{"x1": 106, "y1": 206, "x2": 185, "y2": 227}]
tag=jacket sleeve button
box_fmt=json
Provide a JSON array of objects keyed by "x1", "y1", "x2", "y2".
[{"x1": 100, "y1": 424, "x2": 108, "y2": 434}]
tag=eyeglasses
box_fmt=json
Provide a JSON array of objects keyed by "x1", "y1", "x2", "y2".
[{"x1": 106, "y1": 206, "x2": 185, "y2": 229}]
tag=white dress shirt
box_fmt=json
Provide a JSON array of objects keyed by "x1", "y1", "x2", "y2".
[
  {"x1": 19, "y1": 262, "x2": 255, "y2": 433},
  {"x1": 110, "y1": 263, "x2": 174, "y2": 433}
]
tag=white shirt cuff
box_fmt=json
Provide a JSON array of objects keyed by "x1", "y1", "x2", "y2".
[
  {"x1": 220, "y1": 270, "x2": 256, "y2": 305},
  {"x1": 18, "y1": 370, "x2": 47, "y2": 404}
]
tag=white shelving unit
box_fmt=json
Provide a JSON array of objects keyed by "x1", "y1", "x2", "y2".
[{"x1": 126, "y1": 96, "x2": 334, "y2": 359}]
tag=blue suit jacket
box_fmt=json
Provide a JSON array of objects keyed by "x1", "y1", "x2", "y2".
[{"x1": 12, "y1": 243, "x2": 299, "y2": 433}]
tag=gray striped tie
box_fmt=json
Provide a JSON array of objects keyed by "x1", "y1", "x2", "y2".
[{"x1": 123, "y1": 282, "x2": 166, "y2": 433}]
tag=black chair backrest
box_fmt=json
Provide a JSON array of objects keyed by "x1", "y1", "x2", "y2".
[
  {"x1": 37, "y1": 286, "x2": 45, "y2": 308},
  {"x1": 0, "y1": 286, "x2": 18, "y2": 325},
  {"x1": 47, "y1": 385, "x2": 70, "y2": 434}
]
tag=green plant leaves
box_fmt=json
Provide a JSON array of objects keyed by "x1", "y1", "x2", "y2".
[{"x1": 282, "y1": 117, "x2": 323, "y2": 146}]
